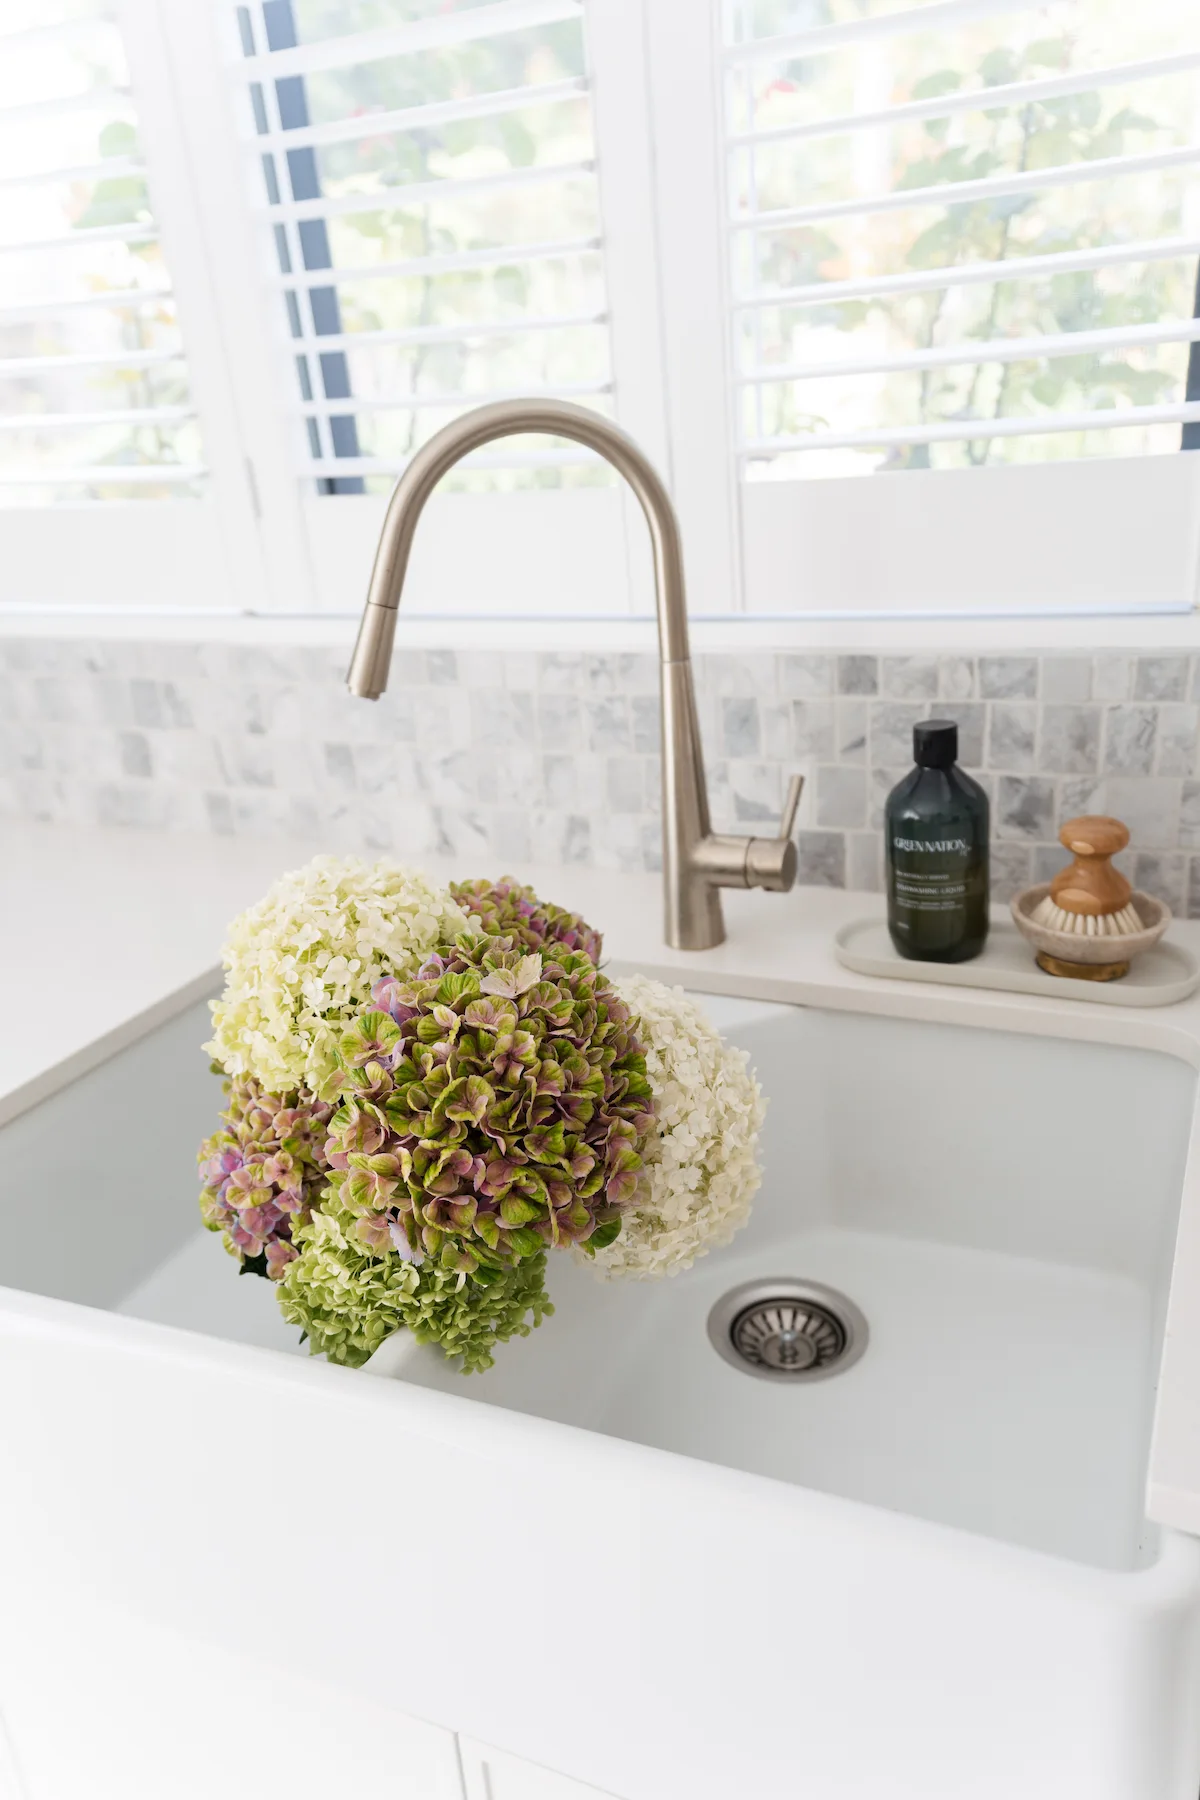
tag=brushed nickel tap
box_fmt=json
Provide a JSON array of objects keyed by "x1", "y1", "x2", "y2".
[{"x1": 347, "y1": 397, "x2": 803, "y2": 951}]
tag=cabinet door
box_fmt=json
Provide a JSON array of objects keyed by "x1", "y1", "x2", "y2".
[
  {"x1": 0, "y1": 1606, "x2": 464, "y2": 1800},
  {"x1": 459, "y1": 1737, "x2": 620, "y2": 1800},
  {"x1": 0, "y1": 1707, "x2": 24, "y2": 1800}
]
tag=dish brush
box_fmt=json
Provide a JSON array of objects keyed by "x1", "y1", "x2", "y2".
[{"x1": 1029, "y1": 816, "x2": 1142, "y2": 937}]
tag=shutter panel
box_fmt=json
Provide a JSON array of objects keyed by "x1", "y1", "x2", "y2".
[
  {"x1": 213, "y1": 0, "x2": 645, "y2": 619},
  {"x1": 0, "y1": 2, "x2": 262, "y2": 614},
  {"x1": 230, "y1": 0, "x2": 613, "y2": 488},
  {"x1": 718, "y1": 0, "x2": 1200, "y2": 615},
  {"x1": 0, "y1": 11, "x2": 202, "y2": 501}
]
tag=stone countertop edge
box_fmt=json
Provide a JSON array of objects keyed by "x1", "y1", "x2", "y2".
[{"x1": 8, "y1": 817, "x2": 1200, "y2": 1536}]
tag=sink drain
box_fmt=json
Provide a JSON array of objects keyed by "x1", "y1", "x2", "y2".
[{"x1": 707, "y1": 1279, "x2": 868, "y2": 1383}]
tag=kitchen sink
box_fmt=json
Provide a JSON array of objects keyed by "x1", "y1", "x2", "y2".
[
  {"x1": 376, "y1": 992, "x2": 1189, "y2": 1573},
  {"x1": 1, "y1": 986, "x2": 1199, "y2": 1799}
]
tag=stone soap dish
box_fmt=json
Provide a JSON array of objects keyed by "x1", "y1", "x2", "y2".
[
  {"x1": 1009, "y1": 816, "x2": 1171, "y2": 982},
  {"x1": 834, "y1": 914, "x2": 1200, "y2": 1008},
  {"x1": 1010, "y1": 884, "x2": 1170, "y2": 979}
]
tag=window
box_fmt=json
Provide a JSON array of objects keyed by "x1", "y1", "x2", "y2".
[
  {"x1": 717, "y1": 0, "x2": 1200, "y2": 616},
  {"x1": 232, "y1": 0, "x2": 614, "y2": 495},
  {"x1": 0, "y1": 1, "x2": 261, "y2": 611},
  {"x1": 727, "y1": 0, "x2": 1200, "y2": 477},
  {"x1": 1, "y1": 0, "x2": 1197, "y2": 629},
  {"x1": 0, "y1": 7, "x2": 201, "y2": 503},
  {"x1": 203, "y1": 0, "x2": 652, "y2": 616}
]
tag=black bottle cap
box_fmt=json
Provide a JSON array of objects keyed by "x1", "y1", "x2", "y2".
[{"x1": 913, "y1": 719, "x2": 958, "y2": 769}]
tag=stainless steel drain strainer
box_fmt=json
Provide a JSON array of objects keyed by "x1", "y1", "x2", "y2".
[{"x1": 707, "y1": 1279, "x2": 869, "y2": 1383}]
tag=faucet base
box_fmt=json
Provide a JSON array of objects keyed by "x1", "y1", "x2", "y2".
[{"x1": 665, "y1": 885, "x2": 726, "y2": 953}]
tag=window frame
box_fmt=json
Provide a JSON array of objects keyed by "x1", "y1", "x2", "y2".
[
  {"x1": 661, "y1": 0, "x2": 1200, "y2": 626},
  {"x1": 0, "y1": 0, "x2": 268, "y2": 616},
  {"x1": 0, "y1": 0, "x2": 1196, "y2": 639}
]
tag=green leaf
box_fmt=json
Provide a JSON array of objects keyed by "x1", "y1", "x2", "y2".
[
  {"x1": 1024, "y1": 130, "x2": 1078, "y2": 171},
  {"x1": 1023, "y1": 38, "x2": 1069, "y2": 70},
  {"x1": 588, "y1": 1216, "x2": 622, "y2": 1250},
  {"x1": 73, "y1": 175, "x2": 151, "y2": 232},
  {"x1": 99, "y1": 119, "x2": 139, "y2": 159},
  {"x1": 1106, "y1": 107, "x2": 1158, "y2": 134},
  {"x1": 911, "y1": 69, "x2": 962, "y2": 102},
  {"x1": 498, "y1": 117, "x2": 536, "y2": 168},
  {"x1": 979, "y1": 47, "x2": 1019, "y2": 87}
]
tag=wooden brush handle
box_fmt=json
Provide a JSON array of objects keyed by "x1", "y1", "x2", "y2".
[{"x1": 1050, "y1": 814, "x2": 1132, "y2": 916}]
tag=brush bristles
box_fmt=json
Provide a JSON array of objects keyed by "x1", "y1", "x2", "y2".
[{"x1": 1030, "y1": 896, "x2": 1144, "y2": 937}]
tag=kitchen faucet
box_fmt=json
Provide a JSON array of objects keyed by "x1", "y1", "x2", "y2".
[{"x1": 347, "y1": 398, "x2": 802, "y2": 950}]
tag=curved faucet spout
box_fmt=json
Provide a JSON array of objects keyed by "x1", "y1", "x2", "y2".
[
  {"x1": 347, "y1": 398, "x2": 800, "y2": 951},
  {"x1": 349, "y1": 399, "x2": 690, "y2": 682}
]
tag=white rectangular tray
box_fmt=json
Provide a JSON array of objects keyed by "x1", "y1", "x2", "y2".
[{"x1": 834, "y1": 916, "x2": 1200, "y2": 1007}]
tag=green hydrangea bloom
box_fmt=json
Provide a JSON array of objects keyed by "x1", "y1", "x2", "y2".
[{"x1": 277, "y1": 1190, "x2": 552, "y2": 1372}]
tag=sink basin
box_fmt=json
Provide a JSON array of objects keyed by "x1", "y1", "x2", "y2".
[
  {"x1": 377, "y1": 992, "x2": 1189, "y2": 1574},
  {"x1": 1, "y1": 986, "x2": 1199, "y2": 1799}
]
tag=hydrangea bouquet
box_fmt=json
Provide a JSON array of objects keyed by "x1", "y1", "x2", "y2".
[{"x1": 200, "y1": 857, "x2": 765, "y2": 1371}]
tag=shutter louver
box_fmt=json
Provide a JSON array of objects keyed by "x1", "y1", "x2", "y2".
[
  {"x1": 723, "y1": 0, "x2": 1200, "y2": 478},
  {"x1": 225, "y1": 0, "x2": 614, "y2": 497}
]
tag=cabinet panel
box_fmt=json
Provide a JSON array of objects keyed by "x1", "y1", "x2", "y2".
[
  {"x1": 0, "y1": 1707, "x2": 24, "y2": 1800},
  {"x1": 0, "y1": 1606, "x2": 463, "y2": 1800},
  {"x1": 459, "y1": 1737, "x2": 620, "y2": 1800}
]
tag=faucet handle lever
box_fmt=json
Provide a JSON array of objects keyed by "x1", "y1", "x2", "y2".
[
  {"x1": 777, "y1": 773, "x2": 805, "y2": 843},
  {"x1": 743, "y1": 774, "x2": 804, "y2": 894}
]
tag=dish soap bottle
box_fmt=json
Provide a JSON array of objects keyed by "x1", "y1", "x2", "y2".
[{"x1": 886, "y1": 719, "x2": 989, "y2": 962}]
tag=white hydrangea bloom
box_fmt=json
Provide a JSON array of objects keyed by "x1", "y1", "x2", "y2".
[
  {"x1": 206, "y1": 855, "x2": 469, "y2": 1094},
  {"x1": 590, "y1": 974, "x2": 766, "y2": 1280}
]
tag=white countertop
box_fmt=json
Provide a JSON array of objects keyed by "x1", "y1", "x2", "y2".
[
  {"x1": 8, "y1": 817, "x2": 1200, "y2": 1535},
  {"x1": 11, "y1": 817, "x2": 1200, "y2": 1114}
]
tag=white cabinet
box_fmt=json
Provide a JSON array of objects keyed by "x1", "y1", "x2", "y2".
[
  {"x1": 0, "y1": 1608, "x2": 464, "y2": 1800},
  {"x1": 0, "y1": 1709, "x2": 23, "y2": 1800},
  {"x1": 459, "y1": 1737, "x2": 622, "y2": 1800}
]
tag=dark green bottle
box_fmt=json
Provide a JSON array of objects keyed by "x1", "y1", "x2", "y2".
[{"x1": 886, "y1": 719, "x2": 989, "y2": 963}]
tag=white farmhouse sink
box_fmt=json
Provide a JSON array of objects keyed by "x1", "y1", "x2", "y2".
[
  {"x1": 379, "y1": 993, "x2": 1188, "y2": 1575},
  {"x1": 0, "y1": 987, "x2": 1198, "y2": 1800}
]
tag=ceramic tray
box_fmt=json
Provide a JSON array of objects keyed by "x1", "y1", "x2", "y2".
[{"x1": 834, "y1": 916, "x2": 1200, "y2": 1007}]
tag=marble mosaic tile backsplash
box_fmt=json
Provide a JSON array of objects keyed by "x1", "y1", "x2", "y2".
[{"x1": 6, "y1": 636, "x2": 1200, "y2": 915}]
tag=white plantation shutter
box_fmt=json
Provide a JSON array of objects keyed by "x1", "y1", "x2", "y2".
[
  {"x1": 229, "y1": 0, "x2": 612, "y2": 488},
  {"x1": 195, "y1": 0, "x2": 665, "y2": 616},
  {"x1": 4, "y1": 0, "x2": 1197, "y2": 625},
  {"x1": 715, "y1": 0, "x2": 1200, "y2": 615},
  {"x1": 0, "y1": 2, "x2": 262, "y2": 612}
]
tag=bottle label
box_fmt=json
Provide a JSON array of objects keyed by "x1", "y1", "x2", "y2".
[
  {"x1": 889, "y1": 831, "x2": 987, "y2": 931},
  {"x1": 892, "y1": 837, "x2": 969, "y2": 854}
]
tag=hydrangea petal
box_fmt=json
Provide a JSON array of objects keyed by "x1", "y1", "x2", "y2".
[{"x1": 586, "y1": 975, "x2": 766, "y2": 1280}]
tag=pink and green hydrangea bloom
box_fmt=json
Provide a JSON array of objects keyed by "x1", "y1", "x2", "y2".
[
  {"x1": 198, "y1": 1077, "x2": 333, "y2": 1277},
  {"x1": 450, "y1": 876, "x2": 603, "y2": 965},
  {"x1": 318, "y1": 934, "x2": 654, "y2": 1285},
  {"x1": 200, "y1": 876, "x2": 664, "y2": 1373}
]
